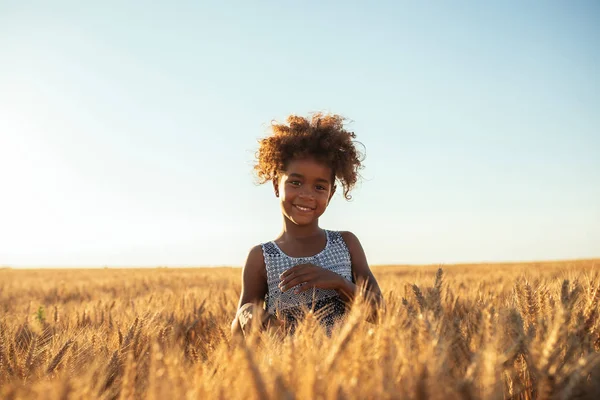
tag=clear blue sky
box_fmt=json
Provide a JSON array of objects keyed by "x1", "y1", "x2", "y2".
[{"x1": 1, "y1": 1, "x2": 598, "y2": 267}]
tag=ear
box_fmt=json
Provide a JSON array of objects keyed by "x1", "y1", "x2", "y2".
[{"x1": 272, "y1": 178, "x2": 279, "y2": 197}]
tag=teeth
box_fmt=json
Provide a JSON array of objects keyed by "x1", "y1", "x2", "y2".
[{"x1": 296, "y1": 205, "x2": 311, "y2": 211}]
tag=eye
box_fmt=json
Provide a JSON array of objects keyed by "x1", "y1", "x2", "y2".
[
  {"x1": 289, "y1": 181, "x2": 301, "y2": 186},
  {"x1": 316, "y1": 185, "x2": 327, "y2": 191}
]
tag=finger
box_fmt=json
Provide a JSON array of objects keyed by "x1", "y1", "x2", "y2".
[
  {"x1": 280, "y1": 271, "x2": 314, "y2": 288},
  {"x1": 279, "y1": 268, "x2": 311, "y2": 283},
  {"x1": 279, "y1": 269, "x2": 312, "y2": 286},
  {"x1": 279, "y1": 274, "x2": 311, "y2": 292},
  {"x1": 279, "y1": 263, "x2": 314, "y2": 280},
  {"x1": 279, "y1": 276, "x2": 308, "y2": 292},
  {"x1": 279, "y1": 265, "x2": 305, "y2": 280}
]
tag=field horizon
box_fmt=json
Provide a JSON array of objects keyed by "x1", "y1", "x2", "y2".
[{"x1": 2, "y1": 257, "x2": 598, "y2": 270}]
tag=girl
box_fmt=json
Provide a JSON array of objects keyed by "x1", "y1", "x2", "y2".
[{"x1": 231, "y1": 113, "x2": 383, "y2": 337}]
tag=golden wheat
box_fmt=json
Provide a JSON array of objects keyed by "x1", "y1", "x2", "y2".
[{"x1": 0, "y1": 261, "x2": 599, "y2": 399}]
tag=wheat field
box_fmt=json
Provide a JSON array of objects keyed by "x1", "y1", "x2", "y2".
[{"x1": 0, "y1": 260, "x2": 599, "y2": 400}]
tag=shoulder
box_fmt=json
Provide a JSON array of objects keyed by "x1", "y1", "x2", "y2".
[
  {"x1": 339, "y1": 231, "x2": 362, "y2": 250},
  {"x1": 247, "y1": 244, "x2": 264, "y2": 258},
  {"x1": 243, "y1": 245, "x2": 267, "y2": 277},
  {"x1": 245, "y1": 244, "x2": 266, "y2": 264},
  {"x1": 339, "y1": 232, "x2": 374, "y2": 280},
  {"x1": 332, "y1": 231, "x2": 364, "y2": 258}
]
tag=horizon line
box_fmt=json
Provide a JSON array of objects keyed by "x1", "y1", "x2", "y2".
[{"x1": 1, "y1": 257, "x2": 598, "y2": 270}]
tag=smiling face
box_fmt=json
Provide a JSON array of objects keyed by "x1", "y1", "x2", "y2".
[{"x1": 274, "y1": 157, "x2": 336, "y2": 226}]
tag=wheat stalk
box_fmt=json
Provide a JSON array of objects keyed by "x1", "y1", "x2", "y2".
[{"x1": 46, "y1": 339, "x2": 73, "y2": 374}]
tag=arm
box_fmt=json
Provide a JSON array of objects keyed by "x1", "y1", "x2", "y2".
[
  {"x1": 231, "y1": 245, "x2": 273, "y2": 337},
  {"x1": 338, "y1": 231, "x2": 384, "y2": 321}
]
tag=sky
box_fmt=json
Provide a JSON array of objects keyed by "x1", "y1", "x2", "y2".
[{"x1": 0, "y1": 1, "x2": 599, "y2": 267}]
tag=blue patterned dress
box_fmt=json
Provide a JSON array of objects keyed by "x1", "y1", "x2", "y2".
[{"x1": 261, "y1": 230, "x2": 353, "y2": 333}]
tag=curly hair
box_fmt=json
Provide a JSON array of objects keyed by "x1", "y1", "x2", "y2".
[{"x1": 254, "y1": 113, "x2": 364, "y2": 200}]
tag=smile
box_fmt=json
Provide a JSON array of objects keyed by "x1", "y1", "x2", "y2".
[{"x1": 294, "y1": 205, "x2": 315, "y2": 212}]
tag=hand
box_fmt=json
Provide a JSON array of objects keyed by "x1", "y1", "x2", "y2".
[
  {"x1": 236, "y1": 304, "x2": 284, "y2": 336},
  {"x1": 279, "y1": 263, "x2": 344, "y2": 294}
]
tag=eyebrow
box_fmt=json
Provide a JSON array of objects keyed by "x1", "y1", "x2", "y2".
[{"x1": 288, "y1": 173, "x2": 330, "y2": 184}]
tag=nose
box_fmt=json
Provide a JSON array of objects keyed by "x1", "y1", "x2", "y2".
[{"x1": 298, "y1": 186, "x2": 315, "y2": 199}]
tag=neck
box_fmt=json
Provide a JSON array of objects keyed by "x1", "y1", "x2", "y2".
[{"x1": 281, "y1": 217, "x2": 322, "y2": 240}]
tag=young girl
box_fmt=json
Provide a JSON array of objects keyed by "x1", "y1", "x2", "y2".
[{"x1": 231, "y1": 113, "x2": 383, "y2": 337}]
